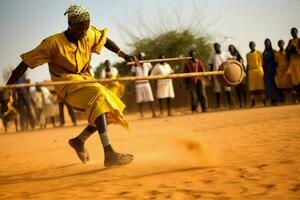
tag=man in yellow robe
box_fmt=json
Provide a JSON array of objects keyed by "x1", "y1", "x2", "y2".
[
  {"x1": 246, "y1": 41, "x2": 266, "y2": 107},
  {"x1": 286, "y1": 27, "x2": 300, "y2": 102},
  {"x1": 2, "y1": 5, "x2": 134, "y2": 167}
]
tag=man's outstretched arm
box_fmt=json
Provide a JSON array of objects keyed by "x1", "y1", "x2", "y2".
[
  {"x1": 6, "y1": 62, "x2": 29, "y2": 85},
  {"x1": 104, "y1": 38, "x2": 134, "y2": 62}
]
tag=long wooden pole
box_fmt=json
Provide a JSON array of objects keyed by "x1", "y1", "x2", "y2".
[
  {"x1": 126, "y1": 57, "x2": 192, "y2": 65},
  {"x1": 0, "y1": 71, "x2": 224, "y2": 89}
]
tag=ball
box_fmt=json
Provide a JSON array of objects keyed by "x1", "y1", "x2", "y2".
[{"x1": 217, "y1": 60, "x2": 244, "y2": 87}]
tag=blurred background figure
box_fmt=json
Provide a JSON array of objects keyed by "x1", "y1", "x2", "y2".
[
  {"x1": 286, "y1": 27, "x2": 300, "y2": 102},
  {"x1": 228, "y1": 44, "x2": 247, "y2": 108},
  {"x1": 59, "y1": 102, "x2": 77, "y2": 127},
  {"x1": 208, "y1": 43, "x2": 233, "y2": 109},
  {"x1": 35, "y1": 85, "x2": 58, "y2": 129},
  {"x1": 1, "y1": 90, "x2": 18, "y2": 133},
  {"x1": 246, "y1": 41, "x2": 266, "y2": 107},
  {"x1": 275, "y1": 40, "x2": 297, "y2": 103},
  {"x1": 131, "y1": 52, "x2": 157, "y2": 118},
  {"x1": 100, "y1": 59, "x2": 125, "y2": 98},
  {"x1": 15, "y1": 75, "x2": 35, "y2": 131},
  {"x1": 262, "y1": 39, "x2": 283, "y2": 105},
  {"x1": 151, "y1": 54, "x2": 175, "y2": 116},
  {"x1": 184, "y1": 50, "x2": 207, "y2": 113}
]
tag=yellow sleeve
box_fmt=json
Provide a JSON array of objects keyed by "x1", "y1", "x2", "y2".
[
  {"x1": 20, "y1": 38, "x2": 53, "y2": 69},
  {"x1": 89, "y1": 26, "x2": 108, "y2": 54}
]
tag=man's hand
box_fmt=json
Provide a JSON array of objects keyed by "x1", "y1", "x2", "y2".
[{"x1": 118, "y1": 50, "x2": 140, "y2": 66}]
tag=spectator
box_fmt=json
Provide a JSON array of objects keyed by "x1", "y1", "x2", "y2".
[
  {"x1": 131, "y1": 53, "x2": 157, "y2": 118},
  {"x1": 262, "y1": 39, "x2": 283, "y2": 105},
  {"x1": 100, "y1": 60, "x2": 125, "y2": 98},
  {"x1": 36, "y1": 86, "x2": 58, "y2": 128},
  {"x1": 275, "y1": 40, "x2": 296, "y2": 103},
  {"x1": 151, "y1": 54, "x2": 175, "y2": 116},
  {"x1": 15, "y1": 75, "x2": 35, "y2": 131},
  {"x1": 286, "y1": 27, "x2": 300, "y2": 102},
  {"x1": 184, "y1": 50, "x2": 207, "y2": 113},
  {"x1": 208, "y1": 43, "x2": 233, "y2": 109},
  {"x1": 228, "y1": 44, "x2": 247, "y2": 108},
  {"x1": 246, "y1": 41, "x2": 266, "y2": 107}
]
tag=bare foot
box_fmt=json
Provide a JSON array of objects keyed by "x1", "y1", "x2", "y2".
[{"x1": 69, "y1": 138, "x2": 89, "y2": 164}]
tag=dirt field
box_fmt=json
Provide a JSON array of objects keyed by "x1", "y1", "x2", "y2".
[{"x1": 0, "y1": 105, "x2": 300, "y2": 199}]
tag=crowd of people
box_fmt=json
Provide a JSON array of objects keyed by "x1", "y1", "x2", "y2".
[
  {"x1": 1, "y1": 80, "x2": 77, "y2": 132},
  {"x1": 102, "y1": 27, "x2": 300, "y2": 118},
  {"x1": 2, "y1": 26, "x2": 300, "y2": 130}
]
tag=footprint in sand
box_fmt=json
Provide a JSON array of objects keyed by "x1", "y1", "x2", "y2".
[
  {"x1": 175, "y1": 137, "x2": 213, "y2": 167},
  {"x1": 255, "y1": 164, "x2": 268, "y2": 169},
  {"x1": 291, "y1": 183, "x2": 300, "y2": 192},
  {"x1": 278, "y1": 159, "x2": 296, "y2": 165},
  {"x1": 118, "y1": 191, "x2": 132, "y2": 196}
]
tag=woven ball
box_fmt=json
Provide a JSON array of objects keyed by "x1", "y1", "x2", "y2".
[{"x1": 218, "y1": 60, "x2": 244, "y2": 86}]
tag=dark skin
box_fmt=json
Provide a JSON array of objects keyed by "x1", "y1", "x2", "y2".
[
  {"x1": 291, "y1": 28, "x2": 298, "y2": 39},
  {"x1": 249, "y1": 41, "x2": 256, "y2": 52},
  {"x1": 278, "y1": 40, "x2": 285, "y2": 52},
  {"x1": 264, "y1": 39, "x2": 272, "y2": 50},
  {"x1": 104, "y1": 60, "x2": 111, "y2": 76},
  {"x1": 287, "y1": 28, "x2": 299, "y2": 56},
  {"x1": 159, "y1": 54, "x2": 166, "y2": 64},
  {"x1": 190, "y1": 50, "x2": 197, "y2": 61}
]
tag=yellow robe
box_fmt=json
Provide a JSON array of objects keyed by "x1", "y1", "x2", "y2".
[
  {"x1": 21, "y1": 25, "x2": 128, "y2": 128},
  {"x1": 287, "y1": 38, "x2": 300, "y2": 86},
  {"x1": 101, "y1": 71, "x2": 125, "y2": 98},
  {"x1": 275, "y1": 50, "x2": 293, "y2": 89},
  {"x1": 103, "y1": 80, "x2": 125, "y2": 98},
  {"x1": 246, "y1": 50, "x2": 265, "y2": 92}
]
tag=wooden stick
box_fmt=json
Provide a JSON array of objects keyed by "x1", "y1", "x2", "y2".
[
  {"x1": 126, "y1": 57, "x2": 192, "y2": 65},
  {"x1": 0, "y1": 71, "x2": 224, "y2": 89}
]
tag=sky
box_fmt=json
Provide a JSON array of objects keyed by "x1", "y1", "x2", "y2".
[{"x1": 0, "y1": 0, "x2": 299, "y2": 84}]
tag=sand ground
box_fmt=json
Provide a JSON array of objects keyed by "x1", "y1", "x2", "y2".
[{"x1": 0, "y1": 105, "x2": 300, "y2": 199}]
